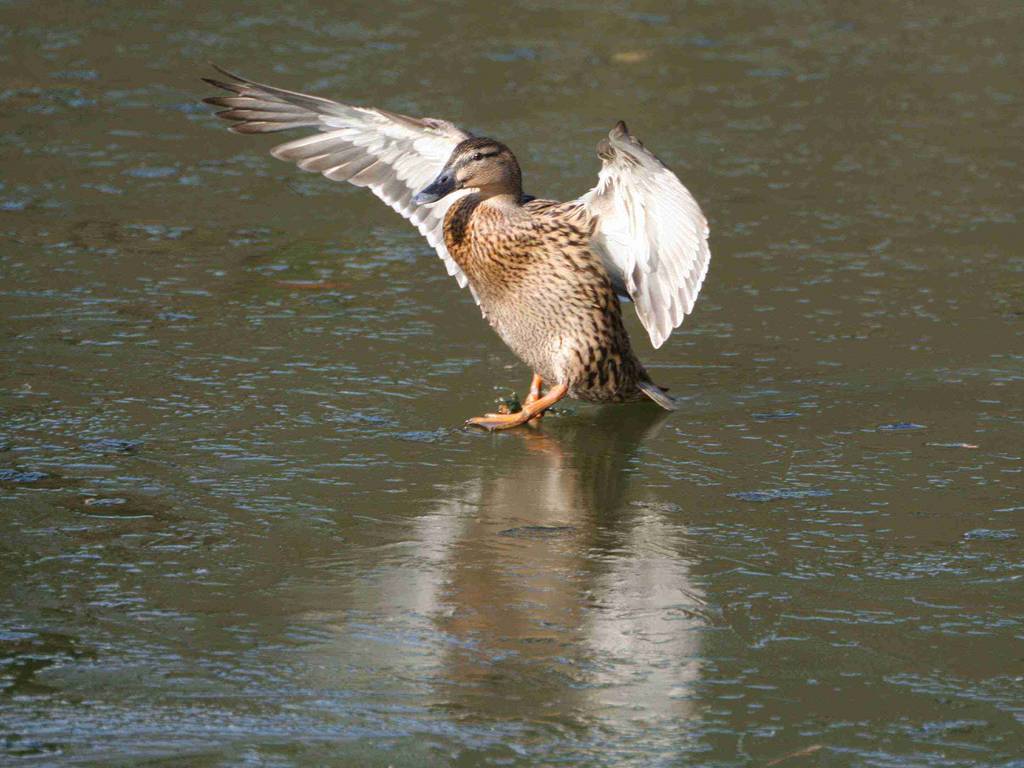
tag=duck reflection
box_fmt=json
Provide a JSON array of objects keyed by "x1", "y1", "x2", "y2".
[{"x1": 397, "y1": 406, "x2": 706, "y2": 730}]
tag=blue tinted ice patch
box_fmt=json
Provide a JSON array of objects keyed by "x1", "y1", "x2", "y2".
[{"x1": 731, "y1": 488, "x2": 832, "y2": 503}]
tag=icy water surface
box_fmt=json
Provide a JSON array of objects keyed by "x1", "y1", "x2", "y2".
[{"x1": 2, "y1": 1, "x2": 1023, "y2": 765}]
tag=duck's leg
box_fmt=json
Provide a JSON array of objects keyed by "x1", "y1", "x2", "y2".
[
  {"x1": 528, "y1": 370, "x2": 544, "y2": 409},
  {"x1": 467, "y1": 382, "x2": 568, "y2": 431},
  {"x1": 523, "y1": 372, "x2": 544, "y2": 424},
  {"x1": 524, "y1": 373, "x2": 543, "y2": 406}
]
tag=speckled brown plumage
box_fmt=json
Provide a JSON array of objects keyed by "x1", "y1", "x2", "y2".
[
  {"x1": 443, "y1": 192, "x2": 663, "y2": 405},
  {"x1": 202, "y1": 69, "x2": 712, "y2": 428}
]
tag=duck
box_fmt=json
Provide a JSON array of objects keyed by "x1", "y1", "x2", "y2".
[{"x1": 202, "y1": 66, "x2": 711, "y2": 430}]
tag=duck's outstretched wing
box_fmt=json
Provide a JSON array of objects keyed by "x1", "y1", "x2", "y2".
[
  {"x1": 575, "y1": 121, "x2": 711, "y2": 349},
  {"x1": 202, "y1": 66, "x2": 476, "y2": 290}
]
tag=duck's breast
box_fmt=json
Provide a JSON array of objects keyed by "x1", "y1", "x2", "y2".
[{"x1": 444, "y1": 199, "x2": 645, "y2": 391}]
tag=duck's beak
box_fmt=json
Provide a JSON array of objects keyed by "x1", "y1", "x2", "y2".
[{"x1": 413, "y1": 169, "x2": 455, "y2": 205}]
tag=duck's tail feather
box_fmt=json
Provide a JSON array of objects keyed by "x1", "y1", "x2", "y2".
[{"x1": 639, "y1": 380, "x2": 676, "y2": 411}]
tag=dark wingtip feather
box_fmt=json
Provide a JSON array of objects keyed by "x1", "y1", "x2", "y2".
[
  {"x1": 202, "y1": 78, "x2": 246, "y2": 98},
  {"x1": 209, "y1": 63, "x2": 247, "y2": 83},
  {"x1": 228, "y1": 121, "x2": 300, "y2": 134}
]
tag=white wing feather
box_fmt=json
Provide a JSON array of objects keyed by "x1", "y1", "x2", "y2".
[
  {"x1": 203, "y1": 67, "x2": 474, "y2": 292},
  {"x1": 577, "y1": 122, "x2": 711, "y2": 348}
]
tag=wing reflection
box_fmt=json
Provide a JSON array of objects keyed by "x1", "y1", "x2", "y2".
[{"x1": 419, "y1": 407, "x2": 705, "y2": 729}]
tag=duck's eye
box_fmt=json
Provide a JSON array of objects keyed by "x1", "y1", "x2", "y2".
[{"x1": 472, "y1": 152, "x2": 484, "y2": 161}]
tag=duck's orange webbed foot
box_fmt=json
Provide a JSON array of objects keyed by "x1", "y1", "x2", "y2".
[{"x1": 467, "y1": 381, "x2": 567, "y2": 431}]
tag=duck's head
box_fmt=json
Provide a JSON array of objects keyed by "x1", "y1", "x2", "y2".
[{"x1": 414, "y1": 138, "x2": 522, "y2": 204}]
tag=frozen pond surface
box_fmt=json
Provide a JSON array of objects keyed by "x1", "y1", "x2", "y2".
[{"x1": 1, "y1": 1, "x2": 1022, "y2": 765}]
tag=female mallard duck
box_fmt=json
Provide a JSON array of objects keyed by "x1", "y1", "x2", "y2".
[{"x1": 203, "y1": 67, "x2": 711, "y2": 430}]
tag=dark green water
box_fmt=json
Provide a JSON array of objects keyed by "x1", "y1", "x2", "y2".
[{"x1": 2, "y1": 1, "x2": 1022, "y2": 765}]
